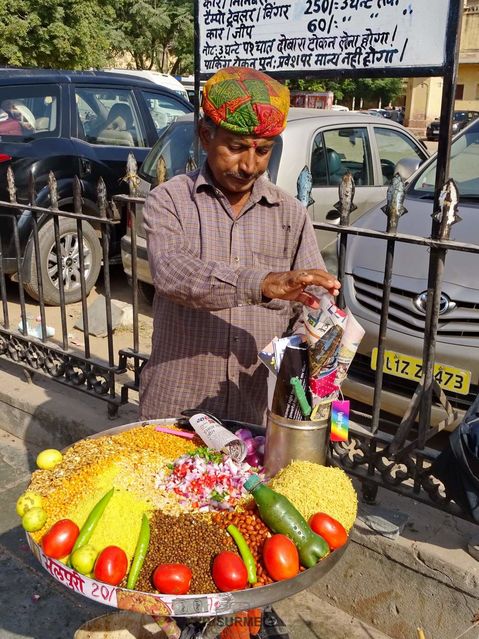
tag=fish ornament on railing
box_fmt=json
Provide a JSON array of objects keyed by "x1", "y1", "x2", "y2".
[
  {"x1": 121, "y1": 152, "x2": 140, "y2": 196},
  {"x1": 185, "y1": 152, "x2": 197, "y2": 173},
  {"x1": 432, "y1": 178, "x2": 461, "y2": 241},
  {"x1": 296, "y1": 165, "x2": 314, "y2": 208},
  {"x1": 334, "y1": 171, "x2": 357, "y2": 225},
  {"x1": 381, "y1": 173, "x2": 407, "y2": 233},
  {"x1": 156, "y1": 154, "x2": 168, "y2": 184}
]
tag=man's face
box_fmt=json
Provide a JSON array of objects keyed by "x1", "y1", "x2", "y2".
[{"x1": 199, "y1": 124, "x2": 276, "y2": 197}]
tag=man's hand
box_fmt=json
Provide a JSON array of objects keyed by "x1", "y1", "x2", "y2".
[{"x1": 261, "y1": 269, "x2": 341, "y2": 307}]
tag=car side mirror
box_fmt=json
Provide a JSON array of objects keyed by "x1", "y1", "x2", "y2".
[{"x1": 394, "y1": 157, "x2": 422, "y2": 181}]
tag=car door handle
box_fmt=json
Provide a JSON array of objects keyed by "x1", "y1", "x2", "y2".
[{"x1": 80, "y1": 158, "x2": 92, "y2": 176}]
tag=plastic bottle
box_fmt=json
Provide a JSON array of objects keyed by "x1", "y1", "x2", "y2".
[{"x1": 244, "y1": 474, "x2": 329, "y2": 567}]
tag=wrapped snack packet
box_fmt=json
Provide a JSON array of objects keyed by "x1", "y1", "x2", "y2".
[
  {"x1": 309, "y1": 324, "x2": 344, "y2": 377},
  {"x1": 336, "y1": 309, "x2": 366, "y2": 386},
  {"x1": 188, "y1": 413, "x2": 247, "y2": 462},
  {"x1": 302, "y1": 295, "x2": 347, "y2": 345}
]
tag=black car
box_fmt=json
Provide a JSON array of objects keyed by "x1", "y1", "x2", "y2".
[
  {"x1": 0, "y1": 68, "x2": 192, "y2": 305},
  {"x1": 426, "y1": 110, "x2": 479, "y2": 142}
]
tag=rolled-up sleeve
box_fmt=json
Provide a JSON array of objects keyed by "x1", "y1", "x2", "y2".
[{"x1": 143, "y1": 185, "x2": 269, "y2": 311}]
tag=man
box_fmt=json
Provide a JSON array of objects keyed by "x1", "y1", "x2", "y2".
[
  {"x1": 1, "y1": 100, "x2": 35, "y2": 133},
  {"x1": 139, "y1": 66, "x2": 340, "y2": 427},
  {"x1": 140, "y1": 66, "x2": 340, "y2": 639}
]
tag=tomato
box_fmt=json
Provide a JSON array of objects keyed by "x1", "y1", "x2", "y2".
[
  {"x1": 94, "y1": 546, "x2": 128, "y2": 586},
  {"x1": 41, "y1": 519, "x2": 79, "y2": 559},
  {"x1": 309, "y1": 513, "x2": 348, "y2": 550},
  {"x1": 262, "y1": 534, "x2": 299, "y2": 581},
  {"x1": 152, "y1": 563, "x2": 192, "y2": 595},
  {"x1": 212, "y1": 551, "x2": 248, "y2": 592}
]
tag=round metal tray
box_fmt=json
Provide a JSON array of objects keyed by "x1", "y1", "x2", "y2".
[{"x1": 28, "y1": 418, "x2": 351, "y2": 617}]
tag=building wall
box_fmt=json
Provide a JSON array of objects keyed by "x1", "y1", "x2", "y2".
[
  {"x1": 456, "y1": 63, "x2": 479, "y2": 109},
  {"x1": 405, "y1": 1, "x2": 479, "y2": 133}
]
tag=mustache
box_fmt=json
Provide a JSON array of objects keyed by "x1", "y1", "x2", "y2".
[{"x1": 225, "y1": 170, "x2": 263, "y2": 181}]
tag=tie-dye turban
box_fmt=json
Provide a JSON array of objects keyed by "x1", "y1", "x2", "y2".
[{"x1": 201, "y1": 67, "x2": 290, "y2": 138}]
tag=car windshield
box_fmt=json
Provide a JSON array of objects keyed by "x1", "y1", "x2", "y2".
[
  {"x1": 409, "y1": 120, "x2": 479, "y2": 199},
  {"x1": 453, "y1": 111, "x2": 468, "y2": 122}
]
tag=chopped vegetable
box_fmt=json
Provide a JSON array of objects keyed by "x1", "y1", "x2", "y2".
[
  {"x1": 227, "y1": 524, "x2": 257, "y2": 584},
  {"x1": 155, "y1": 452, "x2": 262, "y2": 512}
]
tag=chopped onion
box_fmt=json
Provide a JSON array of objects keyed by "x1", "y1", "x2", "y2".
[{"x1": 235, "y1": 428, "x2": 253, "y2": 441}]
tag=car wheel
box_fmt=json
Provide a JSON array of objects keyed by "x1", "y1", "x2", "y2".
[{"x1": 23, "y1": 218, "x2": 102, "y2": 306}]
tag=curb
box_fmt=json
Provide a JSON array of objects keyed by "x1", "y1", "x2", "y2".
[{"x1": 0, "y1": 359, "x2": 139, "y2": 449}]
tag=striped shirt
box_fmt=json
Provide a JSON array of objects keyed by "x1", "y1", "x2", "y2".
[{"x1": 139, "y1": 164, "x2": 325, "y2": 426}]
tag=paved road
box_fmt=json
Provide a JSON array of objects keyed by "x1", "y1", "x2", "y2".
[{"x1": 0, "y1": 429, "x2": 109, "y2": 639}]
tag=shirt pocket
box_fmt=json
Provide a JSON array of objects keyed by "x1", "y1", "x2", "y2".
[{"x1": 252, "y1": 251, "x2": 291, "y2": 272}]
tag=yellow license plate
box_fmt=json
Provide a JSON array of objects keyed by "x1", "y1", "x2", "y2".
[{"x1": 371, "y1": 348, "x2": 471, "y2": 395}]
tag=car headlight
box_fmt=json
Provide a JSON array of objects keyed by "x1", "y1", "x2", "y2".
[{"x1": 452, "y1": 122, "x2": 459, "y2": 131}]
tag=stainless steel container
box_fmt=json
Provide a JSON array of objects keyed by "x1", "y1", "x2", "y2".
[{"x1": 264, "y1": 410, "x2": 330, "y2": 478}]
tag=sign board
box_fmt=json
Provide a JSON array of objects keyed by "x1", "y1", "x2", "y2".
[{"x1": 197, "y1": 0, "x2": 452, "y2": 77}]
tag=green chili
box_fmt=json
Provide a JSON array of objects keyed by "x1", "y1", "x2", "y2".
[
  {"x1": 227, "y1": 524, "x2": 257, "y2": 584},
  {"x1": 69, "y1": 488, "x2": 114, "y2": 563},
  {"x1": 127, "y1": 513, "x2": 150, "y2": 589}
]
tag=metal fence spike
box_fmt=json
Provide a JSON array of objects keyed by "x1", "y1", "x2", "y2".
[
  {"x1": 185, "y1": 153, "x2": 197, "y2": 174},
  {"x1": 381, "y1": 173, "x2": 407, "y2": 233},
  {"x1": 6, "y1": 167, "x2": 16, "y2": 203},
  {"x1": 28, "y1": 170, "x2": 36, "y2": 205},
  {"x1": 432, "y1": 178, "x2": 461, "y2": 240},
  {"x1": 97, "y1": 177, "x2": 107, "y2": 218},
  {"x1": 73, "y1": 176, "x2": 82, "y2": 214},
  {"x1": 48, "y1": 171, "x2": 59, "y2": 209},
  {"x1": 156, "y1": 154, "x2": 168, "y2": 184},
  {"x1": 123, "y1": 152, "x2": 140, "y2": 196},
  {"x1": 296, "y1": 165, "x2": 314, "y2": 208},
  {"x1": 333, "y1": 171, "x2": 357, "y2": 225}
]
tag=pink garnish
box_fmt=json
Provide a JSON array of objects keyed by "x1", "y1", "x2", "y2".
[{"x1": 155, "y1": 426, "x2": 196, "y2": 439}]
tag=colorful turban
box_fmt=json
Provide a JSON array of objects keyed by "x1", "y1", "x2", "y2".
[{"x1": 201, "y1": 67, "x2": 290, "y2": 138}]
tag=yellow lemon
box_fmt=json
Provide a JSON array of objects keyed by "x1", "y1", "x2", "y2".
[
  {"x1": 36, "y1": 448, "x2": 63, "y2": 470},
  {"x1": 16, "y1": 492, "x2": 43, "y2": 517},
  {"x1": 22, "y1": 507, "x2": 47, "y2": 532}
]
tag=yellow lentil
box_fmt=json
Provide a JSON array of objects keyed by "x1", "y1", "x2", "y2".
[
  {"x1": 68, "y1": 488, "x2": 151, "y2": 560},
  {"x1": 30, "y1": 463, "x2": 121, "y2": 541},
  {"x1": 27, "y1": 423, "x2": 201, "y2": 533},
  {"x1": 269, "y1": 460, "x2": 358, "y2": 531},
  {"x1": 110, "y1": 424, "x2": 201, "y2": 458},
  {"x1": 113, "y1": 450, "x2": 184, "y2": 514}
]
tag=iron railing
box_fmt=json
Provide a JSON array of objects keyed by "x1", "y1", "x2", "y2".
[
  {"x1": 1, "y1": 158, "x2": 479, "y2": 522},
  {"x1": 0, "y1": 168, "x2": 123, "y2": 417}
]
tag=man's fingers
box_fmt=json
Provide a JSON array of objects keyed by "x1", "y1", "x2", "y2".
[
  {"x1": 297, "y1": 291, "x2": 320, "y2": 308},
  {"x1": 293, "y1": 270, "x2": 340, "y2": 291}
]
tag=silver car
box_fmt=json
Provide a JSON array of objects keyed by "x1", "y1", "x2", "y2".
[
  {"x1": 343, "y1": 117, "x2": 479, "y2": 430},
  {"x1": 121, "y1": 108, "x2": 428, "y2": 293}
]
